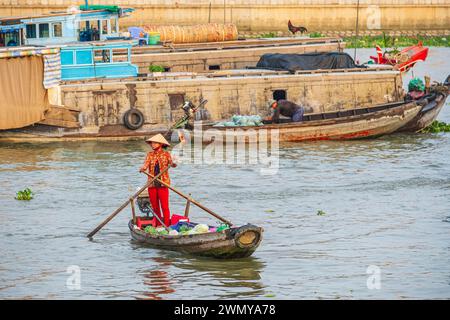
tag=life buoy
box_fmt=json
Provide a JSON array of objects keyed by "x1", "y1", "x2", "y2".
[{"x1": 123, "y1": 109, "x2": 144, "y2": 130}]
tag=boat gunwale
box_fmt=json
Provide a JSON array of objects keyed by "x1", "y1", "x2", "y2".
[
  {"x1": 60, "y1": 66, "x2": 398, "y2": 85},
  {"x1": 130, "y1": 41, "x2": 346, "y2": 56}
]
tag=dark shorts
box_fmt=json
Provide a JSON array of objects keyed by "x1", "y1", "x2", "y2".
[{"x1": 292, "y1": 107, "x2": 305, "y2": 122}]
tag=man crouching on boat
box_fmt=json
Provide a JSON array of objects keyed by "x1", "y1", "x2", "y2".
[
  {"x1": 139, "y1": 134, "x2": 176, "y2": 227},
  {"x1": 268, "y1": 100, "x2": 305, "y2": 123}
]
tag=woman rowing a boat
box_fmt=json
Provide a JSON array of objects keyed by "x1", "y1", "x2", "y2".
[{"x1": 139, "y1": 134, "x2": 177, "y2": 227}]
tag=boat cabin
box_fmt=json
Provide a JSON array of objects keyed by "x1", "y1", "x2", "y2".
[
  {"x1": 0, "y1": 5, "x2": 134, "y2": 47},
  {"x1": 60, "y1": 41, "x2": 138, "y2": 80}
]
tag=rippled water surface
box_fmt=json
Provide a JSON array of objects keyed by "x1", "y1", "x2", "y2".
[{"x1": 0, "y1": 48, "x2": 449, "y2": 300}]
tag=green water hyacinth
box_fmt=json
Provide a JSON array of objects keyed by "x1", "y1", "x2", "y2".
[
  {"x1": 421, "y1": 121, "x2": 450, "y2": 133},
  {"x1": 15, "y1": 188, "x2": 34, "y2": 201},
  {"x1": 344, "y1": 35, "x2": 450, "y2": 48}
]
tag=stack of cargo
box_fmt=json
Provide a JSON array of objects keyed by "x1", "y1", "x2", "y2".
[{"x1": 143, "y1": 23, "x2": 238, "y2": 43}]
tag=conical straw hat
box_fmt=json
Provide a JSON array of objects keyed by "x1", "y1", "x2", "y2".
[{"x1": 145, "y1": 133, "x2": 170, "y2": 146}]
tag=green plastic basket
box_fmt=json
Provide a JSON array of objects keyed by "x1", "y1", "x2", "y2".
[{"x1": 148, "y1": 32, "x2": 160, "y2": 45}]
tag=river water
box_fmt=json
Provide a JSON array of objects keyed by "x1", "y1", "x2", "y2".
[{"x1": 0, "y1": 48, "x2": 449, "y2": 300}]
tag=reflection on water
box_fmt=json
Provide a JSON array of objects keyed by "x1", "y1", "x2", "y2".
[
  {"x1": 136, "y1": 251, "x2": 265, "y2": 300},
  {"x1": 139, "y1": 257, "x2": 176, "y2": 300},
  {"x1": 172, "y1": 256, "x2": 265, "y2": 299}
]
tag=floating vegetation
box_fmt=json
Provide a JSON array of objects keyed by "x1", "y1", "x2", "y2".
[
  {"x1": 309, "y1": 32, "x2": 324, "y2": 38},
  {"x1": 345, "y1": 34, "x2": 450, "y2": 48},
  {"x1": 420, "y1": 121, "x2": 450, "y2": 133},
  {"x1": 15, "y1": 188, "x2": 34, "y2": 201},
  {"x1": 317, "y1": 210, "x2": 327, "y2": 216},
  {"x1": 148, "y1": 64, "x2": 165, "y2": 72},
  {"x1": 259, "y1": 32, "x2": 277, "y2": 38}
]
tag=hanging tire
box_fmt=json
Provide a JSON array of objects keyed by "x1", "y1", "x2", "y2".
[{"x1": 123, "y1": 109, "x2": 144, "y2": 130}]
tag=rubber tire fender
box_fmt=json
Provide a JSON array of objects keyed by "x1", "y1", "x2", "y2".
[{"x1": 123, "y1": 109, "x2": 144, "y2": 130}]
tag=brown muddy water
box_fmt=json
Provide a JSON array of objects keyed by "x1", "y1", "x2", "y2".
[{"x1": 0, "y1": 48, "x2": 449, "y2": 300}]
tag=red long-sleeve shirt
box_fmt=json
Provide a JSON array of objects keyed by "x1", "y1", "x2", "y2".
[{"x1": 141, "y1": 149, "x2": 174, "y2": 186}]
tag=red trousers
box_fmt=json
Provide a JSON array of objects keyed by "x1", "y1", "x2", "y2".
[{"x1": 148, "y1": 187, "x2": 171, "y2": 227}]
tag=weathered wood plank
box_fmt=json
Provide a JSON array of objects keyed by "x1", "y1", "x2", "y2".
[{"x1": 38, "y1": 106, "x2": 80, "y2": 128}]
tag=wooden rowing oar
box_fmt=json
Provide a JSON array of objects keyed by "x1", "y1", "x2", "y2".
[
  {"x1": 150, "y1": 212, "x2": 170, "y2": 232},
  {"x1": 141, "y1": 171, "x2": 233, "y2": 226},
  {"x1": 87, "y1": 167, "x2": 169, "y2": 239}
]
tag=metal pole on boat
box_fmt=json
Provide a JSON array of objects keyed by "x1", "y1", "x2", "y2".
[
  {"x1": 208, "y1": 2, "x2": 212, "y2": 23},
  {"x1": 224, "y1": 0, "x2": 226, "y2": 24},
  {"x1": 353, "y1": 0, "x2": 360, "y2": 61}
]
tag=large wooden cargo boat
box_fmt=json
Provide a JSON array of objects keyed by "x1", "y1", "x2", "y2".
[
  {"x1": 130, "y1": 37, "x2": 345, "y2": 73},
  {"x1": 0, "y1": 66, "x2": 402, "y2": 141}
]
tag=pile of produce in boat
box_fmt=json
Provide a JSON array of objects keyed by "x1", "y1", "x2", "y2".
[
  {"x1": 144, "y1": 226, "x2": 169, "y2": 235},
  {"x1": 408, "y1": 78, "x2": 425, "y2": 92},
  {"x1": 142, "y1": 221, "x2": 230, "y2": 236},
  {"x1": 214, "y1": 115, "x2": 263, "y2": 127}
]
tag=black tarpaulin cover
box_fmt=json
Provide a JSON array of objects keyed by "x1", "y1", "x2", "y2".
[{"x1": 255, "y1": 52, "x2": 366, "y2": 72}]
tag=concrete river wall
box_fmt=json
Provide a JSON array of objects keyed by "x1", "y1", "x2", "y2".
[{"x1": 1, "y1": 0, "x2": 449, "y2": 33}]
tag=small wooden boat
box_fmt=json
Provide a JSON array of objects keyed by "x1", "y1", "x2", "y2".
[
  {"x1": 399, "y1": 90, "x2": 449, "y2": 132},
  {"x1": 370, "y1": 42, "x2": 429, "y2": 73},
  {"x1": 193, "y1": 100, "x2": 422, "y2": 143},
  {"x1": 128, "y1": 220, "x2": 263, "y2": 259}
]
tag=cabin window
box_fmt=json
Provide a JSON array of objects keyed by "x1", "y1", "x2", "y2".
[
  {"x1": 164, "y1": 67, "x2": 171, "y2": 72},
  {"x1": 79, "y1": 21, "x2": 88, "y2": 32},
  {"x1": 39, "y1": 23, "x2": 49, "y2": 38},
  {"x1": 209, "y1": 65, "x2": 221, "y2": 70},
  {"x1": 168, "y1": 94, "x2": 185, "y2": 111},
  {"x1": 79, "y1": 20, "x2": 101, "y2": 41},
  {"x1": 92, "y1": 20, "x2": 101, "y2": 40},
  {"x1": 60, "y1": 51, "x2": 74, "y2": 65},
  {"x1": 26, "y1": 24, "x2": 36, "y2": 38},
  {"x1": 110, "y1": 18, "x2": 118, "y2": 34},
  {"x1": 112, "y1": 48, "x2": 128, "y2": 63},
  {"x1": 1, "y1": 32, "x2": 19, "y2": 47},
  {"x1": 273, "y1": 90, "x2": 287, "y2": 101},
  {"x1": 78, "y1": 21, "x2": 90, "y2": 41},
  {"x1": 52, "y1": 23, "x2": 62, "y2": 37},
  {"x1": 93, "y1": 49, "x2": 111, "y2": 63},
  {"x1": 100, "y1": 20, "x2": 108, "y2": 35},
  {"x1": 76, "y1": 50, "x2": 92, "y2": 65}
]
